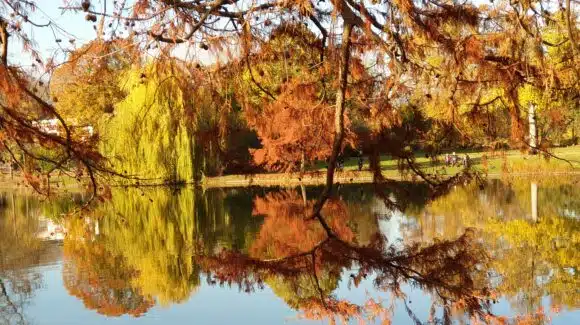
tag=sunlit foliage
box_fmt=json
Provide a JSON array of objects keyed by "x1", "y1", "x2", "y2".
[
  {"x1": 50, "y1": 40, "x2": 132, "y2": 127},
  {"x1": 102, "y1": 62, "x2": 197, "y2": 183},
  {"x1": 404, "y1": 178, "x2": 580, "y2": 314}
]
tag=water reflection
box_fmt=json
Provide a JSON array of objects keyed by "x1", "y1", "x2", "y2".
[
  {"x1": 0, "y1": 178, "x2": 578, "y2": 324},
  {"x1": 0, "y1": 192, "x2": 81, "y2": 325},
  {"x1": 60, "y1": 187, "x2": 266, "y2": 317},
  {"x1": 404, "y1": 179, "x2": 580, "y2": 315}
]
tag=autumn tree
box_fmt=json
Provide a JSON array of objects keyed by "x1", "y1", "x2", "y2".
[
  {"x1": 0, "y1": 0, "x2": 576, "y2": 197},
  {"x1": 50, "y1": 39, "x2": 133, "y2": 128},
  {"x1": 411, "y1": 0, "x2": 579, "y2": 152},
  {"x1": 53, "y1": 0, "x2": 509, "y2": 203},
  {"x1": 237, "y1": 24, "x2": 362, "y2": 172}
]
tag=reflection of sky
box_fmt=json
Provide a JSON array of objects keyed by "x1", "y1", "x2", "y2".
[
  {"x1": 378, "y1": 211, "x2": 405, "y2": 248},
  {"x1": 27, "y1": 261, "x2": 314, "y2": 325},
  {"x1": 21, "y1": 255, "x2": 580, "y2": 325}
]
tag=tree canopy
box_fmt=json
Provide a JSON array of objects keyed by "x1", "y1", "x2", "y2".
[{"x1": 0, "y1": 0, "x2": 575, "y2": 195}]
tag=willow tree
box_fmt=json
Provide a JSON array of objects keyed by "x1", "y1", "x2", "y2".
[
  {"x1": 98, "y1": 56, "x2": 258, "y2": 181},
  {"x1": 102, "y1": 62, "x2": 199, "y2": 183}
]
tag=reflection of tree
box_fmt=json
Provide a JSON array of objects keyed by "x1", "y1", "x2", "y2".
[
  {"x1": 267, "y1": 271, "x2": 339, "y2": 310},
  {"x1": 0, "y1": 193, "x2": 45, "y2": 325},
  {"x1": 62, "y1": 187, "x2": 262, "y2": 309},
  {"x1": 404, "y1": 180, "x2": 526, "y2": 241},
  {"x1": 87, "y1": 188, "x2": 201, "y2": 306},
  {"x1": 250, "y1": 190, "x2": 356, "y2": 260},
  {"x1": 198, "y1": 188, "x2": 262, "y2": 252},
  {"x1": 486, "y1": 215, "x2": 580, "y2": 312},
  {"x1": 249, "y1": 190, "x2": 360, "y2": 312},
  {"x1": 198, "y1": 228, "x2": 494, "y2": 324},
  {"x1": 0, "y1": 279, "x2": 37, "y2": 325},
  {"x1": 54, "y1": 182, "x2": 567, "y2": 324},
  {"x1": 192, "y1": 189, "x2": 504, "y2": 325},
  {"x1": 63, "y1": 219, "x2": 153, "y2": 317},
  {"x1": 403, "y1": 178, "x2": 580, "y2": 316}
]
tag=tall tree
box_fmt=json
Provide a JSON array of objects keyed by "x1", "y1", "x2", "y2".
[
  {"x1": 102, "y1": 61, "x2": 198, "y2": 183},
  {"x1": 50, "y1": 40, "x2": 132, "y2": 128}
]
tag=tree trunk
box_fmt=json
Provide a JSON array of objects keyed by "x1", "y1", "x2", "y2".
[
  {"x1": 300, "y1": 184, "x2": 307, "y2": 206},
  {"x1": 528, "y1": 103, "x2": 537, "y2": 154},
  {"x1": 0, "y1": 18, "x2": 7, "y2": 66},
  {"x1": 531, "y1": 182, "x2": 538, "y2": 223},
  {"x1": 311, "y1": 22, "x2": 353, "y2": 222}
]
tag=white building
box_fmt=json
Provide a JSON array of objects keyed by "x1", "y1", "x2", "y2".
[
  {"x1": 36, "y1": 216, "x2": 66, "y2": 241},
  {"x1": 32, "y1": 118, "x2": 94, "y2": 138}
]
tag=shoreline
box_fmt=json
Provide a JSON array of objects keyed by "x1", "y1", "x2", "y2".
[
  {"x1": 200, "y1": 170, "x2": 580, "y2": 188},
  {"x1": 2, "y1": 170, "x2": 579, "y2": 191}
]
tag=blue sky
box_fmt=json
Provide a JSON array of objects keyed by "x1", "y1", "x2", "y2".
[
  {"x1": 11, "y1": 1, "x2": 224, "y2": 74},
  {"x1": 10, "y1": 1, "x2": 101, "y2": 69},
  {"x1": 10, "y1": 0, "x2": 501, "y2": 73}
]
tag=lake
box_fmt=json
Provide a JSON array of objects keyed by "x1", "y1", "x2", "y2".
[{"x1": 1, "y1": 178, "x2": 579, "y2": 325}]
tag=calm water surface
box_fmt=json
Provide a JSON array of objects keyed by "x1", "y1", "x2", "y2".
[{"x1": 0, "y1": 178, "x2": 579, "y2": 325}]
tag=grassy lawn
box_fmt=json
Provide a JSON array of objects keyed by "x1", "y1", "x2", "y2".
[
  {"x1": 313, "y1": 146, "x2": 580, "y2": 177},
  {"x1": 203, "y1": 146, "x2": 580, "y2": 187}
]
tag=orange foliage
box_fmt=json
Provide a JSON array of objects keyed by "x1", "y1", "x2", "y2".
[
  {"x1": 246, "y1": 81, "x2": 355, "y2": 172},
  {"x1": 300, "y1": 298, "x2": 363, "y2": 325},
  {"x1": 250, "y1": 190, "x2": 355, "y2": 260}
]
